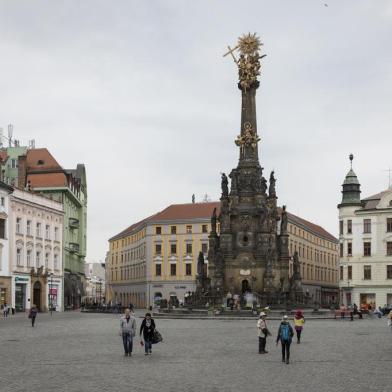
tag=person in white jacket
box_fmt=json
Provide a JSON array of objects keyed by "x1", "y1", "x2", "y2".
[{"x1": 120, "y1": 308, "x2": 136, "y2": 356}]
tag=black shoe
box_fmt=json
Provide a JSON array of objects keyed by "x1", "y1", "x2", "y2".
[{"x1": 286, "y1": 359, "x2": 290, "y2": 364}]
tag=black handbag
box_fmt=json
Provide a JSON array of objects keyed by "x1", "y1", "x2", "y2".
[{"x1": 152, "y1": 329, "x2": 163, "y2": 344}]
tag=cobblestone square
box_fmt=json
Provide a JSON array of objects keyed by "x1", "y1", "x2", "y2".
[{"x1": 1, "y1": 312, "x2": 391, "y2": 392}]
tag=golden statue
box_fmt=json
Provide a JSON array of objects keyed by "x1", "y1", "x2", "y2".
[
  {"x1": 223, "y1": 33, "x2": 266, "y2": 91},
  {"x1": 235, "y1": 122, "x2": 261, "y2": 153}
]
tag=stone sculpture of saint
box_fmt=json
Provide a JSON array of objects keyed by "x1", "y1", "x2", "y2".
[
  {"x1": 197, "y1": 251, "x2": 205, "y2": 277},
  {"x1": 211, "y1": 208, "x2": 217, "y2": 233},
  {"x1": 221, "y1": 173, "x2": 229, "y2": 197},
  {"x1": 281, "y1": 205, "x2": 288, "y2": 234},
  {"x1": 292, "y1": 251, "x2": 301, "y2": 280},
  {"x1": 269, "y1": 171, "x2": 276, "y2": 198}
]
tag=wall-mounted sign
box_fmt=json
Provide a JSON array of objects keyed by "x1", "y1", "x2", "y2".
[
  {"x1": 15, "y1": 277, "x2": 29, "y2": 282},
  {"x1": 240, "y1": 269, "x2": 251, "y2": 276}
]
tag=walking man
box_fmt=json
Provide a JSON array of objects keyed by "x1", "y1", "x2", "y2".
[
  {"x1": 29, "y1": 304, "x2": 38, "y2": 327},
  {"x1": 276, "y1": 315, "x2": 294, "y2": 364},
  {"x1": 257, "y1": 311, "x2": 270, "y2": 354},
  {"x1": 120, "y1": 308, "x2": 136, "y2": 356}
]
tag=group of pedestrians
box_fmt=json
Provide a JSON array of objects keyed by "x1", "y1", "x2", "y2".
[
  {"x1": 119, "y1": 309, "x2": 159, "y2": 356},
  {"x1": 257, "y1": 310, "x2": 305, "y2": 364}
]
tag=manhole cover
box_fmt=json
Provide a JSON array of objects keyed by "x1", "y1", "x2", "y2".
[{"x1": 6, "y1": 339, "x2": 20, "y2": 342}]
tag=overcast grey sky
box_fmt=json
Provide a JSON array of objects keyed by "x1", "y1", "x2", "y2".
[{"x1": 1, "y1": 1, "x2": 391, "y2": 262}]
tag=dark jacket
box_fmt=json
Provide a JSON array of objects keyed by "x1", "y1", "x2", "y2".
[
  {"x1": 140, "y1": 318, "x2": 156, "y2": 340},
  {"x1": 276, "y1": 321, "x2": 294, "y2": 344}
]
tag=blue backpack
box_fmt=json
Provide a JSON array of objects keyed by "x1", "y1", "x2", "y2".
[{"x1": 281, "y1": 324, "x2": 290, "y2": 342}]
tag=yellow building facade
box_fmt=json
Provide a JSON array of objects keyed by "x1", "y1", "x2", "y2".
[
  {"x1": 287, "y1": 212, "x2": 339, "y2": 305},
  {"x1": 106, "y1": 202, "x2": 338, "y2": 308}
]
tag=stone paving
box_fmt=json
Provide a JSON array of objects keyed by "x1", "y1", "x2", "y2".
[{"x1": 0, "y1": 311, "x2": 391, "y2": 392}]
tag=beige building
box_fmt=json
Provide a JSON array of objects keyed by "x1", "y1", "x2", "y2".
[
  {"x1": 9, "y1": 188, "x2": 64, "y2": 311},
  {"x1": 286, "y1": 212, "x2": 339, "y2": 305},
  {"x1": 107, "y1": 202, "x2": 338, "y2": 308}
]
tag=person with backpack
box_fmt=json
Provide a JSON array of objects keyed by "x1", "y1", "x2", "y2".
[
  {"x1": 119, "y1": 308, "x2": 136, "y2": 356},
  {"x1": 276, "y1": 315, "x2": 294, "y2": 364},
  {"x1": 257, "y1": 311, "x2": 271, "y2": 354},
  {"x1": 294, "y1": 310, "x2": 305, "y2": 343},
  {"x1": 139, "y1": 313, "x2": 156, "y2": 355}
]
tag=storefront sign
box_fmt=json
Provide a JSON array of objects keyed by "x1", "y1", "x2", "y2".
[
  {"x1": 15, "y1": 277, "x2": 29, "y2": 282},
  {"x1": 49, "y1": 288, "x2": 58, "y2": 295}
]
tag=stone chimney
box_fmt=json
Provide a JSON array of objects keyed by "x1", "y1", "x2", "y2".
[{"x1": 18, "y1": 155, "x2": 27, "y2": 189}]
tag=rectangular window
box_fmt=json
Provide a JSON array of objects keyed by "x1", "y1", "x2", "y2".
[
  {"x1": 45, "y1": 253, "x2": 49, "y2": 269},
  {"x1": 0, "y1": 197, "x2": 4, "y2": 207},
  {"x1": 202, "y1": 225, "x2": 208, "y2": 233},
  {"x1": 348, "y1": 265, "x2": 352, "y2": 280},
  {"x1": 27, "y1": 221, "x2": 32, "y2": 236},
  {"x1": 170, "y1": 264, "x2": 176, "y2": 276},
  {"x1": 54, "y1": 254, "x2": 58, "y2": 270},
  {"x1": 36, "y1": 223, "x2": 41, "y2": 237},
  {"x1": 170, "y1": 226, "x2": 176, "y2": 235},
  {"x1": 186, "y1": 225, "x2": 192, "y2": 234},
  {"x1": 185, "y1": 263, "x2": 192, "y2": 276},
  {"x1": 339, "y1": 243, "x2": 343, "y2": 257},
  {"x1": 54, "y1": 227, "x2": 59, "y2": 241},
  {"x1": 0, "y1": 219, "x2": 5, "y2": 239},
  {"x1": 347, "y1": 242, "x2": 352, "y2": 256},
  {"x1": 340, "y1": 266, "x2": 343, "y2": 280},
  {"x1": 387, "y1": 242, "x2": 392, "y2": 256},
  {"x1": 11, "y1": 158, "x2": 17, "y2": 169},
  {"x1": 347, "y1": 220, "x2": 352, "y2": 234},
  {"x1": 202, "y1": 243, "x2": 208, "y2": 254},
  {"x1": 155, "y1": 264, "x2": 162, "y2": 276},
  {"x1": 155, "y1": 244, "x2": 162, "y2": 255},
  {"x1": 45, "y1": 225, "x2": 50, "y2": 239},
  {"x1": 363, "y1": 219, "x2": 371, "y2": 234},
  {"x1": 387, "y1": 265, "x2": 392, "y2": 279},
  {"x1": 387, "y1": 218, "x2": 392, "y2": 233},
  {"x1": 364, "y1": 242, "x2": 371, "y2": 257},
  {"x1": 16, "y1": 248, "x2": 22, "y2": 266},
  {"x1": 27, "y1": 250, "x2": 31, "y2": 267},
  {"x1": 186, "y1": 243, "x2": 192, "y2": 254},
  {"x1": 16, "y1": 218, "x2": 21, "y2": 234},
  {"x1": 339, "y1": 220, "x2": 343, "y2": 235},
  {"x1": 170, "y1": 244, "x2": 177, "y2": 254},
  {"x1": 364, "y1": 265, "x2": 371, "y2": 280},
  {"x1": 36, "y1": 251, "x2": 41, "y2": 268},
  {"x1": 155, "y1": 226, "x2": 162, "y2": 235}
]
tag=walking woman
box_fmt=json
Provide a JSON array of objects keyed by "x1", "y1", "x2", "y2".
[
  {"x1": 294, "y1": 310, "x2": 305, "y2": 343},
  {"x1": 276, "y1": 315, "x2": 294, "y2": 364},
  {"x1": 140, "y1": 313, "x2": 156, "y2": 355}
]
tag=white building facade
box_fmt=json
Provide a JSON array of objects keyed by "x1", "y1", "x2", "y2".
[
  {"x1": 0, "y1": 182, "x2": 14, "y2": 308},
  {"x1": 9, "y1": 189, "x2": 64, "y2": 311},
  {"x1": 339, "y1": 159, "x2": 392, "y2": 308}
]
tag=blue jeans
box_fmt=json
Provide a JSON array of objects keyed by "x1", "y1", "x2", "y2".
[
  {"x1": 144, "y1": 339, "x2": 152, "y2": 353},
  {"x1": 122, "y1": 333, "x2": 133, "y2": 354}
]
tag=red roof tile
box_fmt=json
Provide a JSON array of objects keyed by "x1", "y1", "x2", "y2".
[
  {"x1": 110, "y1": 201, "x2": 337, "y2": 243},
  {"x1": 27, "y1": 173, "x2": 68, "y2": 188},
  {"x1": 0, "y1": 151, "x2": 8, "y2": 162},
  {"x1": 26, "y1": 148, "x2": 62, "y2": 171}
]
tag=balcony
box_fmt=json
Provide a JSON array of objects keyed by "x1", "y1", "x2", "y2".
[
  {"x1": 69, "y1": 242, "x2": 80, "y2": 253},
  {"x1": 69, "y1": 218, "x2": 80, "y2": 229}
]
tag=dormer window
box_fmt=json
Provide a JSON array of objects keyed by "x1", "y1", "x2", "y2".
[
  {"x1": 389, "y1": 200, "x2": 392, "y2": 207},
  {"x1": 37, "y1": 160, "x2": 45, "y2": 165}
]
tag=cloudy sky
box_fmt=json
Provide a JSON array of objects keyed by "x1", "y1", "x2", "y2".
[{"x1": 1, "y1": 1, "x2": 391, "y2": 262}]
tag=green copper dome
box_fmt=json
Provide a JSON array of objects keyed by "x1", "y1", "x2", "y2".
[
  {"x1": 339, "y1": 155, "x2": 362, "y2": 208},
  {"x1": 343, "y1": 169, "x2": 360, "y2": 185}
]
